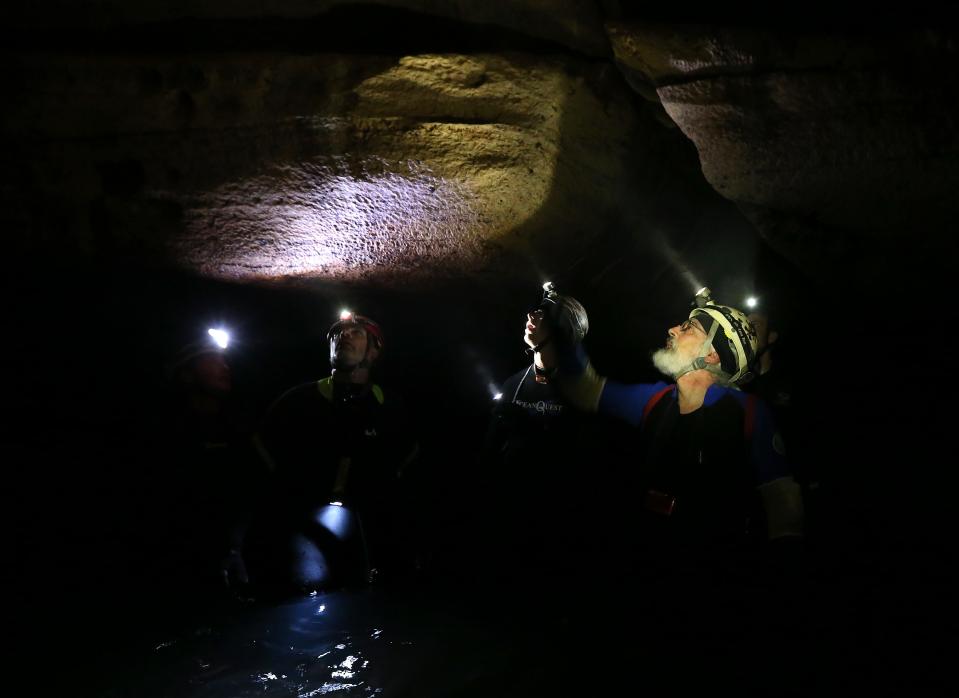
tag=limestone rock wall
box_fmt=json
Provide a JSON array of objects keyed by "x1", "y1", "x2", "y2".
[
  {"x1": 608, "y1": 23, "x2": 959, "y2": 289},
  {"x1": 7, "y1": 3, "x2": 958, "y2": 299},
  {"x1": 5, "y1": 50, "x2": 649, "y2": 287}
]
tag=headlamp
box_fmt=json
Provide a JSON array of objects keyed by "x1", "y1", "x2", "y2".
[
  {"x1": 207, "y1": 328, "x2": 230, "y2": 349},
  {"x1": 693, "y1": 287, "x2": 713, "y2": 309},
  {"x1": 745, "y1": 296, "x2": 758, "y2": 310},
  {"x1": 541, "y1": 280, "x2": 560, "y2": 307},
  {"x1": 529, "y1": 281, "x2": 558, "y2": 315},
  {"x1": 339, "y1": 309, "x2": 353, "y2": 321}
]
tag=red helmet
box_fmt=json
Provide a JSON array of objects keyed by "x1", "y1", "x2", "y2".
[{"x1": 326, "y1": 310, "x2": 384, "y2": 351}]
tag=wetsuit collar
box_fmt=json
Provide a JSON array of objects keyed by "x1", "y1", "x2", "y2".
[
  {"x1": 533, "y1": 363, "x2": 553, "y2": 384},
  {"x1": 702, "y1": 383, "x2": 725, "y2": 408}
]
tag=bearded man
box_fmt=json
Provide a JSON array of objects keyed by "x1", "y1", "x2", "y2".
[
  {"x1": 560, "y1": 287, "x2": 802, "y2": 548},
  {"x1": 555, "y1": 287, "x2": 807, "y2": 693}
]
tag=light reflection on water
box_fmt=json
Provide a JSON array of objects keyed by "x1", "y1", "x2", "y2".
[
  {"x1": 134, "y1": 591, "x2": 409, "y2": 697},
  {"x1": 106, "y1": 584, "x2": 586, "y2": 698}
]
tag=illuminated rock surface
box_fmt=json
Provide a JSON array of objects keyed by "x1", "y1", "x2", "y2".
[
  {"x1": 608, "y1": 22, "x2": 959, "y2": 284},
  {"x1": 7, "y1": 51, "x2": 649, "y2": 287},
  {"x1": 5, "y1": 3, "x2": 957, "y2": 292}
]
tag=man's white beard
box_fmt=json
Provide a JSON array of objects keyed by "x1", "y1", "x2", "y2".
[{"x1": 651, "y1": 345, "x2": 694, "y2": 380}]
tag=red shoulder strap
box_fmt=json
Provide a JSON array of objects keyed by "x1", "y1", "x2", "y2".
[
  {"x1": 744, "y1": 393, "x2": 757, "y2": 442},
  {"x1": 641, "y1": 386, "x2": 757, "y2": 441},
  {"x1": 642, "y1": 385, "x2": 675, "y2": 427}
]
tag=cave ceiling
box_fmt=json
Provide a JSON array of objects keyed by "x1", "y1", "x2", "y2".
[{"x1": 5, "y1": 1, "x2": 958, "y2": 294}]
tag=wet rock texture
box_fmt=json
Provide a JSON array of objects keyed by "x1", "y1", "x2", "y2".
[
  {"x1": 5, "y1": 50, "x2": 645, "y2": 286},
  {"x1": 608, "y1": 23, "x2": 959, "y2": 287},
  {"x1": 5, "y1": 2, "x2": 958, "y2": 293}
]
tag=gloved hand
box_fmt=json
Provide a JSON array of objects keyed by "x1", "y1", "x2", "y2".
[{"x1": 553, "y1": 338, "x2": 605, "y2": 412}]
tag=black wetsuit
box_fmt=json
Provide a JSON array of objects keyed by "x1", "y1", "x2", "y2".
[
  {"x1": 257, "y1": 378, "x2": 413, "y2": 506},
  {"x1": 250, "y1": 377, "x2": 416, "y2": 590},
  {"x1": 485, "y1": 365, "x2": 621, "y2": 573},
  {"x1": 638, "y1": 387, "x2": 762, "y2": 559}
]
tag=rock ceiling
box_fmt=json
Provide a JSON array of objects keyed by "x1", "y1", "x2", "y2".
[{"x1": 5, "y1": 2, "x2": 957, "y2": 295}]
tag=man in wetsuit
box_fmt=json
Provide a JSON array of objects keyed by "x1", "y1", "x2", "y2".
[
  {"x1": 152, "y1": 329, "x2": 261, "y2": 597},
  {"x1": 559, "y1": 287, "x2": 801, "y2": 546},
  {"x1": 745, "y1": 305, "x2": 793, "y2": 438},
  {"x1": 251, "y1": 311, "x2": 417, "y2": 591},
  {"x1": 484, "y1": 283, "x2": 612, "y2": 574},
  {"x1": 556, "y1": 287, "x2": 804, "y2": 688},
  {"x1": 486, "y1": 282, "x2": 590, "y2": 465},
  {"x1": 744, "y1": 303, "x2": 822, "y2": 521}
]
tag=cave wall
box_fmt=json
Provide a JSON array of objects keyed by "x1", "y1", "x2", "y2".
[
  {"x1": 608, "y1": 21, "x2": 959, "y2": 292},
  {"x1": 5, "y1": 50, "x2": 653, "y2": 287},
  {"x1": 6, "y1": 3, "x2": 956, "y2": 301}
]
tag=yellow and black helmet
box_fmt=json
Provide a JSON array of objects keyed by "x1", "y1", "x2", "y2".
[{"x1": 689, "y1": 287, "x2": 758, "y2": 385}]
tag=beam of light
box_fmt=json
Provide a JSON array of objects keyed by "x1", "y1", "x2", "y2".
[
  {"x1": 207, "y1": 328, "x2": 230, "y2": 349},
  {"x1": 464, "y1": 345, "x2": 503, "y2": 403},
  {"x1": 292, "y1": 533, "x2": 330, "y2": 590},
  {"x1": 653, "y1": 230, "x2": 704, "y2": 294},
  {"x1": 316, "y1": 504, "x2": 354, "y2": 541}
]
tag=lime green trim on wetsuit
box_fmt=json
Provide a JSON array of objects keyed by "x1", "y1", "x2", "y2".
[{"x1": 317, "y1": 376, "x2": 385, "y2": 405}]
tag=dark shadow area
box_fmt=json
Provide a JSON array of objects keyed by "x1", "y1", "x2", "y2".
[
  {"x1": 608, "y1": 0, "x2": 959, "y2": 30},
  {"x1": 5, "y1": 4, "x2": 604, "y2": 57}
]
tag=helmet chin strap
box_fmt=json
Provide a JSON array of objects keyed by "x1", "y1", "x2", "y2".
[
  {"x1": 524, "y1": 338, "x2": 551, "y2": 355},
  {"x1": 674, "y1": 322, "x2": 721, "y2": 380}
]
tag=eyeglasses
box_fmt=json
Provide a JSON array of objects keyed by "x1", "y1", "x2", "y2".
[
  {"x1": 331, "y1": 325, "x2": 366, "y2": 341},
  {"x1": 679, "y1": 319, "x2": 705, "y2": 335}
]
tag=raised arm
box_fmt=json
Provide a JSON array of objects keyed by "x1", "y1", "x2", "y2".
[{"x1": 555, "y1": 341, "x2": 665, "y2": 426}]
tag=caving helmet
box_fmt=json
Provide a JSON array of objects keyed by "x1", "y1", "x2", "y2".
[
  {"x1": 682, "y1": 287, "x2": 758, "y2": 385},
  {"x1": 530, "y1": 281, "x2": 589, "y2": 349},
  {"x1": 327, "y1": 309, "x2": 384, "y2": 370}
]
